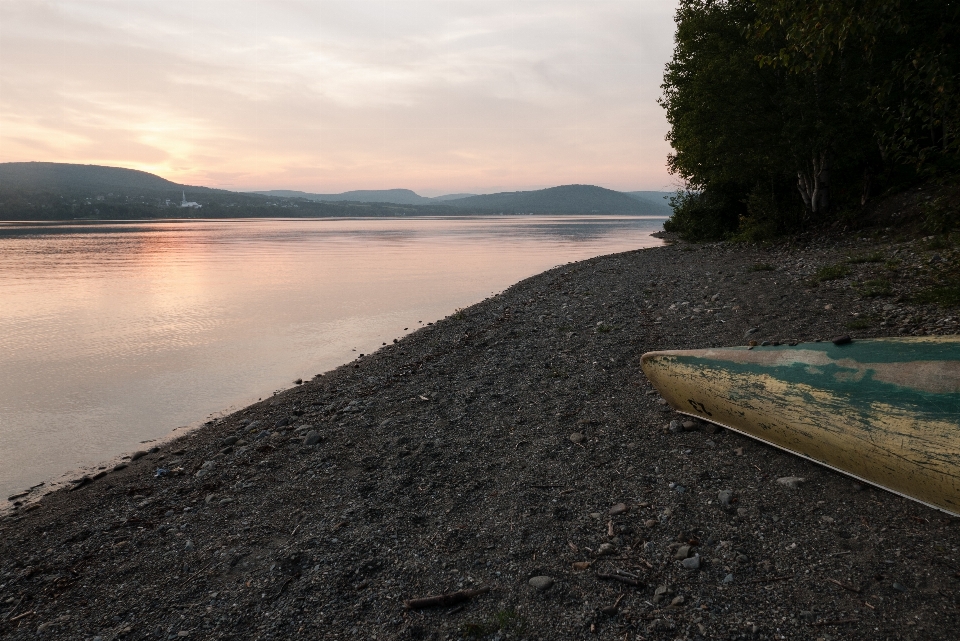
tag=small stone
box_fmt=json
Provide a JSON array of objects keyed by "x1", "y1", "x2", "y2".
[
  {"x1": 204, "y1": 494, "x2": 215, "y2": 504},
  {"x1": 644, "y1": 519, "x2": 657, "y2": 528},
  {"x1": 668, "y1": 420, "x2": 682, "y2": 434},
  {"x1": 304, "y1": 430, "x2": 321, "y2": 446},
  {"x1": 130, "y1": 451, "x2": 148, "y2": 461},
  {"x1": 704, "y1": 423, "x2": 723, "y2": 434},
  {"x1": 718, "y1": 490, "x2": 734, "y2": 508},
  {"x1": 597, "y1": 543, "x2": 616, "y2": 556},
  {"x1": 528, "y1": 575, "x2": 554, "y2": 591},
  {"x1": 681, "y1": 555, "x2": 701, "y2": 570},
  {"x1": 681, "y1": 420, "x2": 696, "y2": 431},
  {"x1": 777, "y1": 476, "x2": 806, "y2": 489},
  {"x1": 821, "y1": 515, "x2": 835, "y2": 524},
  {"x1": 222, "y1": 436, "x2": 239, "y2": 447},
  {"x1": 184, "y1": 540, "x2": 195, "y2": 552},
  {"x1": 674, "y1": 545, "x2": 692, "y2": 560},
  {"x1": 723, "y1": 573, "x2": 734, "y2": 584},
  {"x1": 609, "y1": 503, "x2": 628, "y2": 516},
  {"x1": 653, "y1": 585, "x2": 671, "y2": 603},
  {"x1": 571, "y1": 561, "x2": 591, "y2": 571},
  {"x1": 832, "y1": 334, "x2": 852, "y2": 345},
  {"x1": 892, "y1": 582, "x2": 907, "y2": 592},
  {"x1": 799, "y1": 610, "x2": 815, "y2": 622},
  {"x1": 218, "y1": 498, "x2": 234, "y2": 507},
  {"x1": 669, "y1": 595, "x2": 685, "y2": 607},
  {"x1": 744, "y1": 327, "x2": 760, "y2": 338},
  {"x1": 274, "y1": 417, "x2": 290, "y2": 428},
  {"x1": 113, "y1": 463, "x2": 128, "y2": 471},
  {"x1": 569, "y1": 432, "x2": 586, "y2": 444},
  {"x1": 737, "y1": 507, "x2": 749, "y2": 518}
]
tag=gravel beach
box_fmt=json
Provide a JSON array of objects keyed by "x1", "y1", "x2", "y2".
[{"x1": 2, "y1": 232, "x2": 959, "y2": 640}]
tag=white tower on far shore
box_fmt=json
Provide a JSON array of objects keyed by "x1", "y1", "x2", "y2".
[{"x1": 180, "y1": 191, "x2": 201, "y2": 208}]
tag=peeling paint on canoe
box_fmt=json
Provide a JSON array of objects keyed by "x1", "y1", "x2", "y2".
[{"x1": 640, "y1": 337, "x2": 960, "y2": 515}]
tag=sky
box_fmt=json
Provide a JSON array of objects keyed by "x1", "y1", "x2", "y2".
[{"x1": 0, "y1": 1, "x2": 680, "y2": 196}]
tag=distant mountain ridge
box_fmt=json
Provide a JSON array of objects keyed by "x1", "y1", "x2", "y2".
[
  {"x1": 0, "y1": 162, "x2": 674, "y2": 220},
  {"x1": 440, "y1": 184, "x2": 669, "y2": 215},
  {"x1": 256, "y1": 188, "x2": 435, "y2": 206}
]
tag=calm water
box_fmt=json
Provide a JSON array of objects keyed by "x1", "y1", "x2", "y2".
[{"x1": 0, "y1": 216, "x2": 663, "y2": 499}]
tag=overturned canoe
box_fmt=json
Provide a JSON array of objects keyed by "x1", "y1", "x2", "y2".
[{"x1": 640, "y1": 337, "x2": 960, "y2": 515}]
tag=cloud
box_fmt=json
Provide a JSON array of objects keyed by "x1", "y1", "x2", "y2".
[{"x1": 0, "y1": 0, "x2": 680, "y2": 192}]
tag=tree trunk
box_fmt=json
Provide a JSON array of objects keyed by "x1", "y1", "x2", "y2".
[{"x1": 797, "y1": 151, "x2": 830, "y2": 216}]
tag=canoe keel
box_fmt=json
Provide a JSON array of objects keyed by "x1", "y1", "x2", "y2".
[{"x1": 641, "y1": 337, "x2": 960, "y2": 516}]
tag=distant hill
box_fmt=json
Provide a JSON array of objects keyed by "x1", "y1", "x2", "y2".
[
  {"x1": 0, "y1": 162, "x2": 443, "y2": 221},
  {"x1": 0, "y1": 162, "x2": 676, "y2": 220},
  {"x1": 624, "y1": 191, "x2": 674, "y2": 215},
  {"x1": 441, "y1": 185, "x2": 667, "y2": 215},
  {"x1": 255, "y1": 188, "x2": 435, "y2": 206},
  {"x1": 0, "y1": 162, "x2": 214, "y2": 195}
]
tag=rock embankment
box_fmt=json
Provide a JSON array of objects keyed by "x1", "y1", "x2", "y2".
[{"x1": 1, "y1": 234, "x2": 958, "y2": 640}]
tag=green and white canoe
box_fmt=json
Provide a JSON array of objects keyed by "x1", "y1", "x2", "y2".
[{"x1": 641, "y1": 336, "x2": 960, "y2": 515}]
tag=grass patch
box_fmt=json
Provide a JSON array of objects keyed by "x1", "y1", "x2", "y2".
[
  {"x1": 913, "y1": 279, "x2": 960, "y2": 306},
  {"x1": 859, "y1": 279, "x2": 893, "y2": 298},
  {"x1": 750, "y1": 263, "x2": 775, "y2": 272},
  {"x1": 812, "y1": 264, "x2": 850, "y2": 282},
  {"x1": 461, "y1": 609, "x2": 525, "y2": 638},
  {"x1": 847, "y1": 252, "x2": 884, "y2": 264}
]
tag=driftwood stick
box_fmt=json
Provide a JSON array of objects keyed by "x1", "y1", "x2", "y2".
[
  {"x1": 826, "y1": 578, "x2": 861, "y2": 593},
  {"x1": 596, "y1": 573, "x2": 643, "y2": 587},
  {"x1": 404, "y1": 586, "x2": 490, "y2": 609}
]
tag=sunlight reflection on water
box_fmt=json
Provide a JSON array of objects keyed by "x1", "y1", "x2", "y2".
[{"x1": 0, "y1": 216, "x2": 663, "y2": 498}]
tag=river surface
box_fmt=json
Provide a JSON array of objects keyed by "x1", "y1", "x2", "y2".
[{"x1": 0, "y1": 216, "x2": 663, "y2": 499}]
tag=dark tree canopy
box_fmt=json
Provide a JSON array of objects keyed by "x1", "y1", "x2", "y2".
[{"x1": 660, "y1": 0, "x2": 959, "y2": 240}]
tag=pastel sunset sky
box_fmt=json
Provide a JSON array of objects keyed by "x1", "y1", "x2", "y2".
[{"x1": 0, "y1": 1, "x2": 679, "y2": 195}]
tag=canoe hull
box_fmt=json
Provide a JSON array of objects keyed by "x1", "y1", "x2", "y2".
[{"x1": 640, "y1": 337, "x2": 960, "y2": 515}]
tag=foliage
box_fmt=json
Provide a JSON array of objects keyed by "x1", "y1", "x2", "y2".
[
  {"x1": 660, "y1": 0, "x2": 960, "y2": 240},
  {"x1": 812, "y1": 263, "x2": 851, "y2": 281}
]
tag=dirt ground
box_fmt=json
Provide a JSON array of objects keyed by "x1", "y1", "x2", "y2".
[{"x1": 1, "y1": 230, "x2": 959, "y2": 640}]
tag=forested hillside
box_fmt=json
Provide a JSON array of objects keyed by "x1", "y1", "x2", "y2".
[{"x1": 660, "y1": 0, "x2": 959, "y2": 240}]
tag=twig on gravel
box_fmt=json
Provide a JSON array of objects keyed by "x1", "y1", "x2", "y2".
[
  {"x1": 812, "y1": 618, "x2": 859, "y2": 626},
  {"x1": 826, "y1": 578, "x2": 861, "y2": 593},
  {"x1": 8, "y1": 610, "x2": 34, "y2": 623},
  {"x1": 748, "y1": 574, "x2": 794, "y2": 584},
  {"x1": 404, "y1": 586, "x2": 491, "y2": 609},
  {"x1": 3, "y1": 596, "x2": 24, "y2": 621},
  {"x1": 596, "y1": 573, "x2": 643, "y2": 587}
]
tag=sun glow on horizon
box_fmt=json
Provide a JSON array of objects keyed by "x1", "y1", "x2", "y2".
[{"x1": 0, "y1": 1, "x2": 680, "y2": 194}]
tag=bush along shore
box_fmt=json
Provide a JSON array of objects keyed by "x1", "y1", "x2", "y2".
[{"x1": 1, "y1": 232, "x2": 959, "y2": 640}]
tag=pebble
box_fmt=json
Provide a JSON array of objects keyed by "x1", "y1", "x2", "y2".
[
  {"x1": 674, "y1": 545, "x2": 691, "y2": 559},
  {"x1": 528, "y1": 576, "x2": 554, "y2": 591},
  {"x1": 653, "y1": 585, "x2": 671, "y2": 603},
  {"x1": 777, "y1": 476, "x2": 806, "y2": 489},
  {"x1": 893, "y1": 582, "x2": 907, "y2": 592},
  {"x1": 681, "y1": 555, "x2": 700, "y2": 570},
  {"x1": 218, "y1": 498, "x2": 234, "y2": 507},
  {"x1": 831, "y1": 334, "x2": 852, "y2": 345},
  {"x1": 596, "y1": 543, "x2": 616, "y2": 556},
  {"x1": 304, "y1": 431, "x2": 321, "y2": 446},
  {"x1": 744, "y1": 327, "x2": 759, "y2": 337},
  {"x1": 569, "y1": 432, "x2": 586, "y2": 444},
  {"x1": 681, "y1": 420, "x2": 696, "y2": 431},
  {"x1": 222, "y1": 436, "x2": 239, "y2": 447},
  {"x1": 184, "y1": 540, "x2": 195, "y2": 552},
  {"x1": 668, "y1": 420, "x2": 682, "y2": 434},
  {"x1": 130, "y1": 451, "x2": 148, "y2": 461},
  {"x1": 723, "y1": 573, "x2": 734, "y2": 584},
  {"x1": 644, "y1": 519, "x2": 658, "y2": 528},
  {"x1": 669, "y1": 595, "x2": 685, "y2": 607},
  {"x1": 274, "y1": 417, "x2": 290, "y2": 428},
  {"x1": 718, "y1": 489, "x2": 734, "y2": 507},
  {"x1": 608, "y1": 502, "x2": 628, "y2": 516}
]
